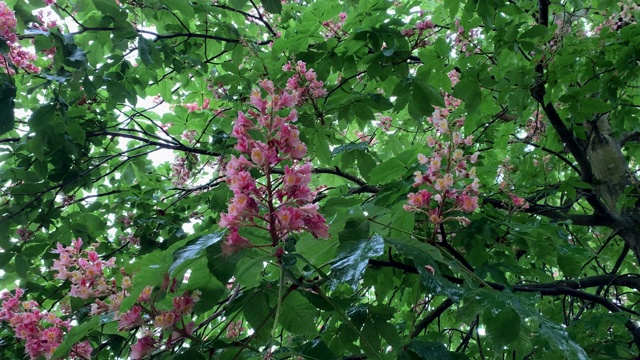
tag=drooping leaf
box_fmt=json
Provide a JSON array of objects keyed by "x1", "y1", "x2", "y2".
[
  {"x1": 330, "y1": 234, "x2": 384, "y2": 290},
  {"x1": 170, "y1": 231, "x2": 225, "y2": 275}
]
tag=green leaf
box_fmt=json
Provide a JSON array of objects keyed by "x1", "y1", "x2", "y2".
[
  {"x1": 483, "y1": 307, "x2": 521, "y2": 346},
  {"x1": 121, "y1": 251, "x2": 171, "y2": 311},
  {"x1": 453, "y1": 77, "x2": 482, "y2": 112},
  {"x1": 242, "y1": 290, "x2": 274, "y2": 337},
  {"x1": 234, "y1": 253, "x2": 269, "y2": 288},
  {"x1": 368, "y1": 158, "x2": 406, "y2": 184},
  {"x1": 138, "y1": 36, "x2": 155, "y2": 66},
  {"x1": 557, "y1": 244, "x2": 589, "y2": 278},
  {"x1": 51, "y1": 316, "x2": 100, "y2": 359},
  {"x1": 332, "y1": 142, "x2": 369, "y2": 156},
  {"x1": 298, "y1": 338, "x2": 338, "y2": 360},
  {"x1": 93, "y1": 0, "x2": 121, "y2": 16},
  {"x1": 279, "y1": 292, "x2": 318, "y2": 334},
  {"x1": 519, "y1": 25, "x2": 549, "y2": 40},
  {"x1": 477, "y1": 0, "x2": 493, "y2": 28},
  {"x1": 66, "y1": 121, "x2": 86, "y2": 144},
  {"x1": 261, "y1": 0, "x2": 282, "y2": 14},
  {"x1": 28, "y1": 104, "x2": 56, "y2": 133},
  {"x1": 170, "y1": 231, "x2": 225, "y2": 275},
  {"x1": 330, "y1": 234, "x2": 384, "y2": 290},
  {"x1": 0, "y1": 78, "x2": 16, "y2": 135},
  {"x1": 206, "y1": 243, "x2": 243, "y2": 284},
  {"x1": 171, "y1": 348, "x2": 207, "y2": 360},
  {"x1": 14, "y1": 254, "x2": 29, "y2": 279},
  {"x1": 165, "y1": 0, "x2": 195, "y2": 19},
  {"x1": 356, "y1": 150, "x2": 377, "y2": 180},
  {"x1": 386, "y1": 236, "x2": 443, "y2": 263}
]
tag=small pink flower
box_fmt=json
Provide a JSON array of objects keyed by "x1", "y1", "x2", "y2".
[
  {"x1": 184, "y1": 102, "x2": 199, "y2": 112},
  {"x1": 118, "y1": 305, "x2": 142, "y2": 331},
  {"x1": 221, "y1": 229, "x2": 251, "y2": 255},
  {"x1": 130, "y1": 336, "x2": 157, "y2": 359},
  {"x1": 424, "y1": 265, "x2": 435, "y2": 275}
]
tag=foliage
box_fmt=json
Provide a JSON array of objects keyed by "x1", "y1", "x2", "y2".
[{"x1": 0, "y1": 0, "x2": 639, "y2": 359}]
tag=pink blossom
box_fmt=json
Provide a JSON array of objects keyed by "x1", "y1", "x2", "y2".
[
  {"x1": 118, "y1": 305, "x2": 142, "y2": 331},
  {"x1": 510, "y1": 194, "x2": 528, "y2": 208},
  {"x1": 227, "y1": 320, "x2": 244, "y2": 338},
  {"x1": 0, "y1": 2, "x2": 17, "y2": 43},
  {"x1": 130, "y1": 336, "x2": 157, "y2": 359},
  {"x1": 221, "y1": 229, "x2": 251, "y2": 256},
  {"x1": 184, "y1": 102, "x2": 199, "y2": 112},
  {"x1": 457, "y1": 192, "x2": 479, "y2": 212},
  {"x1": 138, "y1": 286, "x2": 153, "y2": 303},
  {"x1": 407, "y1": 189, "x2": 432, "y2": 209},
  {"x1": 154, "y1": 311, "x2": 176, "y2": 329},
  {"x1": 220, "y1": 70, "x2": 329, "y2": 253}
]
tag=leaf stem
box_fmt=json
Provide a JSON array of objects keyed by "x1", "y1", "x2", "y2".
[{"x1": 271, "y1": 264, "x2": 285, "y2": 345}]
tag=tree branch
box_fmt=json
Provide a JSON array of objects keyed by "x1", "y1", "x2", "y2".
[
  {"x1": 482, "y1": 198, "x2": 614, "y2": 226},
  {"x1": 86, "y1": 131, "x2": 221, "y2": 157},
  {"x1": 410, "y1": 298, "x2": 454, "y2": 338}
]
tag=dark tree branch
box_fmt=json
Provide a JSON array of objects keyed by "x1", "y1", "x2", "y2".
[
  {"x1": 530, "y1": 0, "x2": 610, "y2": 217},
  {"x1": 621, "y1": 131, "x2": 640, "y2": 146},
  {"x1": 410, "y1": 298, "x2": 455, "y2": 339},
  {"x1": 369, "y1": 257, "x2": 640, "y2": 346},
  {"x1": 518, "y1": 140, "x2": 581, "y2": 175},
  {"x1": 482, "y1": 198, "x2": 614, "y2": 226},
  {"x1": 513, "y1": 285, "x2": 640, "y2": 347},
  {"x1": 86, "y1": 131, "x2": 221, "y2": 157},
  {"x1": 439, "y1": 223, "x2": 475, "y2": 271}
]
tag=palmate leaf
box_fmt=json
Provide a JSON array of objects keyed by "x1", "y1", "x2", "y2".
[{"x1": 330, "y1": 234, "x2": 384, "y2": 290}]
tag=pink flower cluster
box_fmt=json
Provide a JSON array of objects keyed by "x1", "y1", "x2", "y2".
[
  {"x1": 0, "y1": 2, "x2": 17, "y2": 42},
  {"x1": 16, "y1": 226, "x2": 35, "y2": 241},
  {"x1": 219, "y1": 70, "x2": 329, "y2": 255},
  {"x1": 51, "y1": 239, "x2": 201, "y2": 359},
  {"x1": 594, "y1": 0, "x2": 638, "y2": 33},
  {"x1": 119, "y1": 279, "x2": 200, "y2": 359},
  {"x1": 0, "y1": 2, "x2": 42, "y2": 74},
  {"x1": 404, "y1": 78, "x2": 480, "y2": 226},
  {"x1": 282, "y1": 60, "x2": 327, "y2": 101},
  {"x1": 0, "y1": 289, "x2": 92, "y2": 360},
  {"x1": 226, "y1": 319, "x2": 244, "y2": 338},
  {"x1": 322, "y1": 12, "x2": 348, "y2": 39},
  {"x1": 498, "y1": 159, "x2": 530, "y2": 211},
  {"x1": 375, "y1": 114, "x2": 393, "y2": 132},
  {"x1": 401, "y1": 10, "x2": 436, "y2": 49},
  {"x1": 52, "y1": 238, "x2": 119, "y2": 300},
  {"x1": 171, "y1": 153, "x2": 199, "y2": 187},
  {"x1": 451, "y1": 20, "x2": 482, "y2": 57},
  {"x1": 183, "y1": 98, "x2": 211, "y2": 112}
]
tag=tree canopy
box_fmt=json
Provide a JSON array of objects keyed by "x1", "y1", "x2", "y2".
[{"x1": 0, "y1": 0, "x2": 639, "y2": 359}]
